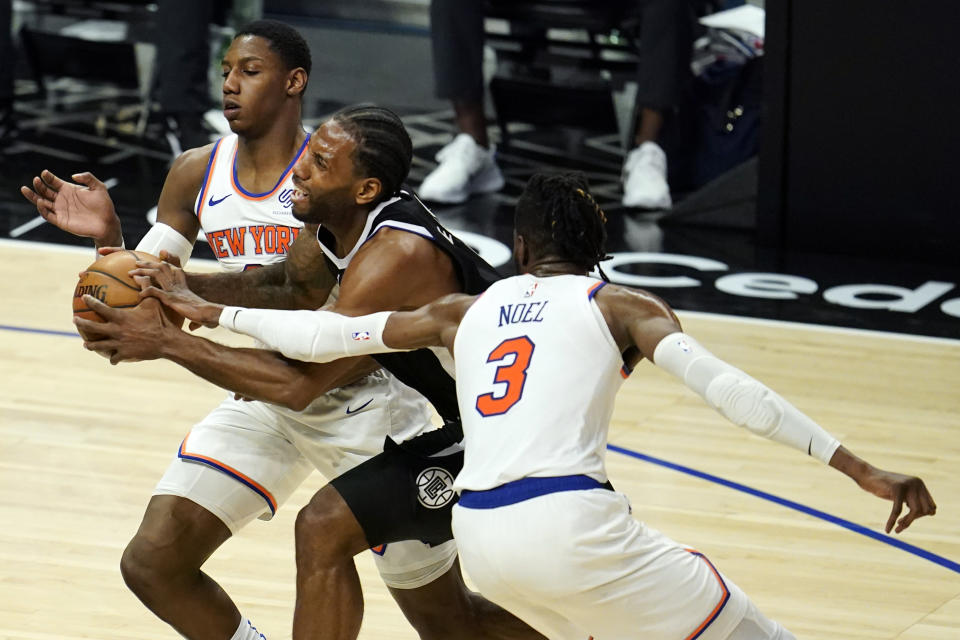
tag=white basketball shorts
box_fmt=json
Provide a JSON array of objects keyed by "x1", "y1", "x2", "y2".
[
  {"x1": 453, "y1": 487, "x2": 787, "y2": 639},
  {"x1": 153, "y1": 371, "x2": 457, "y2": 588}
]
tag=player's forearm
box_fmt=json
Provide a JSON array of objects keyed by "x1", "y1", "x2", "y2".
[
  {"x1": 827, "y1": 445, "x2": 874, "y2": 482},
  {"x1": 219, "y1": 307, "x2": 405, "y2": 363},
  {"x1": 184, "y1": 264, "x2": 329, "y2": 310},
  {"x1": 158, "y1": 331, "x2": 313, "y2": 408},
  {"x1": 653, "y1": 332, "x2": 842, "y2": 463}
]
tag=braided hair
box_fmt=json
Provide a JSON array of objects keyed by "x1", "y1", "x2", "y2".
[
  {"x1": 235, "y1": 20, "x2": 312, "y2": 79},
  {"x1": 515, "y1": 172, "x2": 610, "y2": 278},
  {"x1": 331, "y1": 105, "x2": 413, "y2": 203}
]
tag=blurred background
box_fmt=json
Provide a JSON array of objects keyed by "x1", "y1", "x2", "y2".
[{"x1": 1, "y1": 0, "x2": 958, "y2": 339}]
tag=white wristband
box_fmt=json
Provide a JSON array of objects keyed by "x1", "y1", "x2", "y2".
[
  {"x1": 653, "y1": 332, "x2": 841, "y2": 464},
  {"x1": 136, "y1": 222, "x2": 194, "y2": 267},
  {"x1": 219, "y1": 306, "x2": 403, "y2": 363}
]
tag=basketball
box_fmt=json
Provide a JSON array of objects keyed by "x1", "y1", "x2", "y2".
[{"x1": 73, "y1": 250, "x2": 182, "y2": 338}]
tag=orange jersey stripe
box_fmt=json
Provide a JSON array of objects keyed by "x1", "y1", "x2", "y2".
[
  {"x1": 683, "y1": 549, "x2": 730, "y2": 640},
  {"x1": 195, "y1": 138, "x2": 225, "y2": 225},
  {"x1": 178, "y1": 434, "x2": 278, "y2": 514},
  {"x1": 230, "y1": 135, "x2": 310, "y2": 201}
]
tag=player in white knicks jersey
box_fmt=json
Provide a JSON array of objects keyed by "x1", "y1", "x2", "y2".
[
  {"x1": 21, "y1": 22, "x2": 465, "y2": 640},
  {"x1": 158, "y1": 172, "x2": 937, "y2": 639}
]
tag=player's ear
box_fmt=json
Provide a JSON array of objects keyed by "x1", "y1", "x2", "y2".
[
  {"x1": 355, "y1": 177, "x2": 382, "y2": 206},
  {"x1": 514, "y1": 234, "x2": 531, "y2": 272},
  {"x1": 287, "y1": 68, "x2": 308, "y2": 98}
]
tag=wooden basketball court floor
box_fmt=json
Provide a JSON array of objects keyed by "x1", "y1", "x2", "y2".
[{"x1": 2, "y1": 239, "x2": 958, "y2": 639}]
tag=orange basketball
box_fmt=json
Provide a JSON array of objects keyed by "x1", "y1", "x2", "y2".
[{"x1": 73, "y1": 250, "x2": 182, "y2": 339}]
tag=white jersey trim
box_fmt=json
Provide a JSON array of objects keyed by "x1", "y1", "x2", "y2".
[
  {"x1": 371, "y1": 220, "x2": 432, "y2": 241},
  {"x1": 317, "y1": 196, "x2": 401, "y2": 270}
]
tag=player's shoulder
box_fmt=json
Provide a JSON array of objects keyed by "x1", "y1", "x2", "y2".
[
  {"x1": 161, "y1": 140, "x2": 222, "y2": 201},
  {"x1": 166, "y1": 141, "x2": 218, "y2": 186},
  {"x1": 373, "y1": 192, "x2": 434, "y2": 225},
  {"x1": 594, "y1": 281, "x2": 675, "y2": 320},
  {"x1": 360, "y1": 223, "x2": 436, "y2": 263}
]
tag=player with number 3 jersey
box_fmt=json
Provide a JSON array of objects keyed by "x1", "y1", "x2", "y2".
[{"x1": 148, "y1": 172, "x2": 937, "y2": 640}]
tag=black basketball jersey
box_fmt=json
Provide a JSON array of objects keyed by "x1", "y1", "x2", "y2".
[{"x1": 315, "y1": 191, "x2": 503, "y2": 451}]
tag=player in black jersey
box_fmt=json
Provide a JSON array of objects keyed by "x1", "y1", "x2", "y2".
[{"x1": 78, "y1": 106, "x2": 542, "y2": 640}]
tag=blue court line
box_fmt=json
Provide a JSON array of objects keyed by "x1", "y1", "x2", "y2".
[
  {"x1": 0, "y1": 324, "x2": 79, "y2": 338},
  {"x1": 3, "y1": 320, "x2": 954, "y2": 573},
  {"x1": 607, "y1": 444, "x2": 960, "y2": 575}
]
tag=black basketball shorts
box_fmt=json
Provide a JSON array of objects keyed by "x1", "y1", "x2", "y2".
[{"x1": 330, "y1": 435, "x2": 463, "y2": 548}]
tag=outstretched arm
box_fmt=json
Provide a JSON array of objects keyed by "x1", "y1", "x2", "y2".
[
  {"x1": 21, "y1": 145, "x2": 210, "y2": 252},
  {"x1": 211, "y1": 292, "x2": 476, "y2": 362},
  {"x1": 134, "y1": 244, "x2": 475, "y2": 360},
  {"x1": 179, "y1": 225, "x2": 337, "y2": 310},
  {"x1": 21, "y1": 170, "x2": 124, "y2": 248},
  {"x1": 75, "y1": 295, "x2": 379, "y2": 411},
  {"x1": 78, "y1": 225, "x2": 466, "y2": 409},
  {"x1": 135, "y1": 225, "x2": 468, "y2": 356},
  {"x1": 596, "y1": 285, "x2": 937, "y2": 534}
]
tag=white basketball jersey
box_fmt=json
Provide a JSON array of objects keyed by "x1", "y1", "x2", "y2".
[
  {"x1": 453, "y1": 274, "x2": 629, "y2": 491},
  {"x1": 194, "y1": 133, "x2": 308, "y2": 272}
]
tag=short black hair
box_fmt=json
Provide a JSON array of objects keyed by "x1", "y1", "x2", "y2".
[
  {"x1": 515, "y1": 172, "x2": 609, "y2": 274},
  {"x1": 331, "y1": 105, "x2": 413, "y2": 202},
  {"x1": 235, "y1": 19, "x2": 312, "y2": 77}
]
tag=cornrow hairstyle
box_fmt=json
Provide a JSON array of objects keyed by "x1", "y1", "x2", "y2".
[
  {"x1": 515, "y1": 172, "x2": 610, "y2": 278},
  {"x1": 331, "y1": 104, "x2": 413, "y2": 202},
  {"x1": 235, "y1": 19, "x2": 312, "y2": 80}
]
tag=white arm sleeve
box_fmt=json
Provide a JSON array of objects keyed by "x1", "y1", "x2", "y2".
[
  {"x1": 219, "y1": 307, "x2": 407, "y2": 363},
  {"x1": 136, "y1": 222, "x2": 195, "y2": 267},
  {"x1": 653, "y1": 332, "x2": 841, "y2": 464}
]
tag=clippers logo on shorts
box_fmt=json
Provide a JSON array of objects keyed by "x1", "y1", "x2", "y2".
[
  {"x1": 416, "y1": 467, "x2": 456, "y2": 509},
  {"x1": 352, "y1": 331, "x2": 371, "y2": 342}
]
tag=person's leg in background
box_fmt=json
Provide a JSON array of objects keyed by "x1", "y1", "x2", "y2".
[
  {"x1": 419, "y1": 0, "x2": 504, "y2": 204},
  {"x1": 622, "y1": 0, "x2": 695, "y2": 209},
  {"x1": 0, "y1": 0, "x2": 16, "y2": 143},
  {"x1": 156, "y1": 0, "x2": 215, "y2": 153}
]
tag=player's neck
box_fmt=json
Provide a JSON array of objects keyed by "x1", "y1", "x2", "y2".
[
  {"x1": 235, "y1": 122, "x2": 307, "y2": 184},
  {"x1": 326, "y1": 205, "x2": 374, "y2": 258},
  {"x1": 527, "y1": 259, "x2": 586, "y2": 278}
]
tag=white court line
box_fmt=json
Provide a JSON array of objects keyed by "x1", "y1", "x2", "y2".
[
  {"x1": 2, "y1": 238, "x2": 956, "y2": 346},
  {"x1": 676, "y1": 308, "x2": 960, "y2": 346},
  {"x1": 0, "y1": 237, "x2": 220, "y2": 268}
]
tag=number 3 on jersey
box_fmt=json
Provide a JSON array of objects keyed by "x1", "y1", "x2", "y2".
[{"x1": 476, "y1": 336, "x2": 535, "y2": 417}]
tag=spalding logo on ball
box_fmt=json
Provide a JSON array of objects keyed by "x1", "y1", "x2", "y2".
[
  {"x1": 416, "y1": 467, "x2": 456, "y2": 509},
  {"x1": 73, "y1": 250, "x2": 183, "y2": 340}
]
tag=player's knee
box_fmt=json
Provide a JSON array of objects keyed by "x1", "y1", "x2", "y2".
[
  {"x1": 120, "y1": 533, "x2": 177, "y2": 601},
  {"x1": 119, "y1": 520, "x2": 207, "y2": 597},
  {"x1": 295, "y1": 487, "x2": 360, "y2": 558}
]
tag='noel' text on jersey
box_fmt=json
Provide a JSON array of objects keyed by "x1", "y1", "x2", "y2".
[{"x1": 498, "y1": 301, "x2": 548, "y2": 327}]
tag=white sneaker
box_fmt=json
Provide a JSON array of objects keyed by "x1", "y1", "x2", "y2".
[
  {"x1": 622, "y1": 141, "x2": 672, "y2": 209},
  {"x1": 418, "y1": 133, "x2": 505, "y2": 204}
]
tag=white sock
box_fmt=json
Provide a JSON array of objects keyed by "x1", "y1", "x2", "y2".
[{"x1": 230, "y1": 617, "x2": 267, "y2": 640}]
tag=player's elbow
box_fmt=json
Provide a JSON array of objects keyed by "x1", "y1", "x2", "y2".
[
  {"x1": 274, "y1": 376, "x2": 328, "y2": 412},
  {"x1": 277, "y1": 386, "x2": 315, "y2": 412}
]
